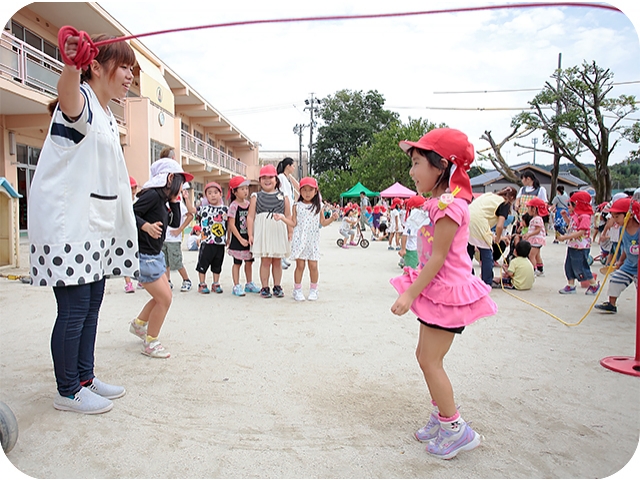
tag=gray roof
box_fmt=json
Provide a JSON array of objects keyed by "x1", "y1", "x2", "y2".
[{"x1": 470, "y1": 163, "x2": 588, "y2": 187}]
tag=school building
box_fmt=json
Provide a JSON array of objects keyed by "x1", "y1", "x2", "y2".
[{"x1": 0, "y1": 2, "x2": 262, "y2": 268}]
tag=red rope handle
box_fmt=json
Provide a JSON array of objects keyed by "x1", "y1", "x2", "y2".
[
  {"x1": 58, "y1": 26, "x2": 99, "y2": 70},
  {"x1": 58, "y1": 2, "x2": 622, "y2": 70}
]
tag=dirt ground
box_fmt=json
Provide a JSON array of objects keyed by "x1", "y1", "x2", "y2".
[{"x1": 1, "y1": 225, "x2": 639, "y2": 478}]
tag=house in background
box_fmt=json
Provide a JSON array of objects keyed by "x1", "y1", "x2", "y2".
[{"x1": 471, "y1": 163, "x2": 589, "y2": 198}]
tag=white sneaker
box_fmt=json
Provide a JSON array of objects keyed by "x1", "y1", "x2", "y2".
[
  {"x1": 142, "y1": 339, "x2": 171, "y2": 358},
  {"x1": 293, "y1": 288, "x2": 305, "y2": 301},
  {"x1": 308, "y1": 288, "x2": 319, "y2": 301},
  {"x1": 86, "y1": 378, "x2": 126, "y2": 400},
  {"x1": 53, "y1": 386, "x2": 113, "y2": 414}
]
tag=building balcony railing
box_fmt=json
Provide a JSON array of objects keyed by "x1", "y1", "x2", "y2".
[
  {"x1": 1, "y1": 31, "x2": 125, "y2": 126},
  {"x1": 180, "y1": 130, "x2": 247, "y2": 177}
]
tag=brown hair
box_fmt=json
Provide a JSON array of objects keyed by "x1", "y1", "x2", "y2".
[
  {"x1": 496, "y1": 186, "x2": 517, "y2": 202},
  {"x1": 48, "y1": 34, "x2": 136, "y2": 116},
  {"x1": 80, "y1": 34, "x2": 136, "y2": 83},
  {"x1": 159, "y1": 147, "x2": 175, "y2": 159}
]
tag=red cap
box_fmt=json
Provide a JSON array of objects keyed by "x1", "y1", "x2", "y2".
[
  {"x1": 405, "y1": 195, "x2": 426, "y2": 210},
  {"x1": 366, "y1": 206, "x2": 372, "y2": 213},
  {"x1": 229, "y1": 176, "x2": 250, "y2": 190},
  {"x1": 526, "y1": 197, "x2": 548, "y2": 216},
  {"x1": 399, "y1": 128, "x2": 474, "y2": 203},
  {"x1": 204, "y1": 181, "x2": 222, "y2": 194},
  {"x1": 570, "y1": 190, "x2": 593, "y2": 216},
  {"x1": 129, "y1": 176, "x2": 137, "y2": 188},
  {"x1": 192, "y1": 225, "x2": 202, "y2": 232},
  {"x1": 299, "y1": 177, "x2": 318, "y2": 189},
  {"x1": 609, "y1": 197, "x2": 640, "y2": 222},
  {"x1": 391, "y1": 197, "x2": 403, "y2": 208},
  {"x1": 259, "y1": 164, "x2": 277, "y2": 177},
  {"x1": 373, "y1": 205, "x2": 380, "y2": 214}
]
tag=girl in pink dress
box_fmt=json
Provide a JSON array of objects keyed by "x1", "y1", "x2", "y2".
[{"x1": 390, "y1": 128, "x2": 497, "y2": 460}]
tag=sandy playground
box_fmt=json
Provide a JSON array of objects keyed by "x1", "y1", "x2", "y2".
[{"x1": 0, "y1": 224, "x2": 639, "y2": 478}]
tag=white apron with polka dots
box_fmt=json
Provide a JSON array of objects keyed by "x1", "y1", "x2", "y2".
[{"x1": 28, "y1": 87, "x2": 139, "y2": 287}]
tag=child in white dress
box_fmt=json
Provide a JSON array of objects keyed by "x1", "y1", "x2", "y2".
[{"x1": 275, "y1": 177, "x2": 338, "y2": 300}]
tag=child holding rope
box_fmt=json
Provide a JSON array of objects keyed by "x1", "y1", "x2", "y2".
[
  {"x1": 594, "y1": 197, "x2": 639, "y2": 313},
  {"x1": 390, "y1": 128, "x2": 497, "y2": 460},
  {"x1": 28, "y1": 32, "x2": 139, "y2": 414}
]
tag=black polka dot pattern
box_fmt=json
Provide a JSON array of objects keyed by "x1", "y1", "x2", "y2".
[{"x1": 29, "y1": 237, "x2": 138, "y2": 287}]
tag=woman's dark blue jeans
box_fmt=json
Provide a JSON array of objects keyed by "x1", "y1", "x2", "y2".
[
  {"x1": 477, "y1": 247, "x2": 495, "y2": 286},
  {"x1": 51, "y1": 279, "x2": 105, "y2": 397}
]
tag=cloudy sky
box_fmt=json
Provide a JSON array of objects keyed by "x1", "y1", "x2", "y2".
[{"x1": 5, "y1": 1, "x2": 640, "y2": 167}]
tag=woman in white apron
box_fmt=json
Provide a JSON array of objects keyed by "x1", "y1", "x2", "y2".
[{"x1": 28, "y1": 33, "x2": 139, "y2": 414}]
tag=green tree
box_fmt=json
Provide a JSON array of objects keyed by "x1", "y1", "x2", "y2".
[
  {"x1": 317, "y1": 169, "x2": 355, "y2": 204},
  {"x1": 313, "y1": 89, "x2": 399, "y2": 174},
  {"x1": 513, "y1": 60, "x2": 638, "y2": 203},
  {"x1": 350, "y1": 118, "x2": 442, "y2": 191}
]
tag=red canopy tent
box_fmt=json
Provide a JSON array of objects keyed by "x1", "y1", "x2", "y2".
[{"x1": 379, "y1": 182, "x2": 417, "y2": 198}]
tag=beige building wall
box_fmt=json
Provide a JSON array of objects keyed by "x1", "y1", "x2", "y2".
[{"x1": 0, "y1": 2, "x2": 261, "y2": 267}]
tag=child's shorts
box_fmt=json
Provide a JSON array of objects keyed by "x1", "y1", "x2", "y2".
[
  {"x1": 138, "y1": 252, "x2": 166, "y2": 284},
  {"x1": 340, "y1": 228, "x2": 355, "y2": 238},
  {"x1": 607, "y1": 270, "x2": 638, "y2": 298},
  {"x1": 196, "y1": 243, "x2": 225, "y2": 274},
  {"x1": 564, "y1": 247, "x2": 593, "y2": 282},
  {"x1": 161, "y1": 241, "x2": 183, "y2": 270}
]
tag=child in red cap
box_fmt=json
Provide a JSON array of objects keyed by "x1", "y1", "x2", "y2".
[
  {"x1": 195, "y1": 181, "x2": 228, "y2": 294},
  {"x1": 557, "y1": 190, "x2": 600, "y2": 295},
  {"x1": 247, "y1": 164, "x2": 291, "y2": 298},
  {"x1": 390, "y1": 128, "x2": 496, "y2": 459},
  {"x1": 274, "y1": 177, "x2": 338, "y2": 300},
  {"x1": 227, "y1": 176, "x2": 260, "y2": 296},
  {"x1": 398, "y1": 195, "x2": 428, "y2": 269},
  {"x1": 594, "y1": 197, "x2": 639, "y2": 313},
  {"x1": 523, "y1": 197, "x2": 548, "y2": 276}
]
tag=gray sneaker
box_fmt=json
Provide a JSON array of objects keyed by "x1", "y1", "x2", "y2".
[
  {"x1": 53, "y1": 386, "x2": 113, "y2": 414},
  {"x1": 86, "y1": 378, "x2": 126, "y2": 400}
]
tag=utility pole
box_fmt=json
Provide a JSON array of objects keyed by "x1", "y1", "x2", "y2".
[
  {"x1": 304, "y1": 93, "x2": 321, "y2": 175},
  {"x1": 292, "y1": 124, "x2": 307, "y2": 178}
]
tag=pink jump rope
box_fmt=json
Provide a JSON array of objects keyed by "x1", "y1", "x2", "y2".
[{"x1": 57, "y1": 2, "x2": 620, "y2": 69}]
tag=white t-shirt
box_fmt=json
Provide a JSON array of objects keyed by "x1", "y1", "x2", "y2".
[
  {"x1": 165, "y1": 201, "x2": 188, "y2": 243},
  {"x1": 278, "y1": 173, "x2": 295, "y2": 214}
]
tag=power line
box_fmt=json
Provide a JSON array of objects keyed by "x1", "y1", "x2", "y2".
[{"x1": 433, "y1": 80, "x2": 640, "y2": 95}]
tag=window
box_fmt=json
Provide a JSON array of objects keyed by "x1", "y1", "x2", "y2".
[
  {"x1": 11, "y1": 21, "x2": 60, "y2": 61},
  {"x1": 181, "y1": 121, "x2": 189, "y2": 133},
  {"x1": 207, "y1": 137, "x2": 215, "y2": 148},
  {"x1": 150, "y1": 140, "x2": 171, "y2": 164},
  {"x1": 193, "y1": 130, "x2": 203, "y2": 141},
  {"x1": 15, "y1": 143, "x2": 41, "y2": 230}
]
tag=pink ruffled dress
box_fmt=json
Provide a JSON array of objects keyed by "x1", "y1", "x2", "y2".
[{"x1": 390, "y1": 197, "x2": 497, "y2": 328}]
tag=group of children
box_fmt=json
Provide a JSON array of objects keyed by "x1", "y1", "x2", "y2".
[{"x1": 181, "y1": 164, "x2": 339, "y2": 302}]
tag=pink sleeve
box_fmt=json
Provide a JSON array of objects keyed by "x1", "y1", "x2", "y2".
[
  {"x1": 228, "y1": 202, "x2": 238, "y2": 219},
  {"x1": 427, "y1": 198, "x2": 466, "y2": 226},
  {"x1": 576, "y1": 214, "x2": 591, "y2": 232}
]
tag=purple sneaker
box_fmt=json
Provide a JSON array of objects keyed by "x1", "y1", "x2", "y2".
[
  {"x1": 585, "y1": 282, "x2": 600, "y2": 296},
  {"x1": 415, "y1": 412, "x2": 440, "y2": 442},
  {"x1": 427, "y1": 421, "x2": 481, "y2": 460}
]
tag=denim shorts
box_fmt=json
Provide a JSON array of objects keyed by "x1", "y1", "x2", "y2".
[{"x1": 138, "y1": 252, "x2": 166, "y2": 284}]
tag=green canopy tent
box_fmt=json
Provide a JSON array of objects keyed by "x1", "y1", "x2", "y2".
[{"x1": 339, "y1": 182, "x2": 379, "y2": 207}]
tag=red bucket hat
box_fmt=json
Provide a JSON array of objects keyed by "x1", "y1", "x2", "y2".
[
  {"x1": 399, "y1": 128, "x2": 474, "y2": 203},
  {"x1": 204, "y1": 181, "x2": 222, "y2": 194},
  {"x1": 526, "y1": 197, "x2": 549, "y2": 216},
  {"x1": 570, "y1": 191, "x2": 593, "y2": 216}
]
